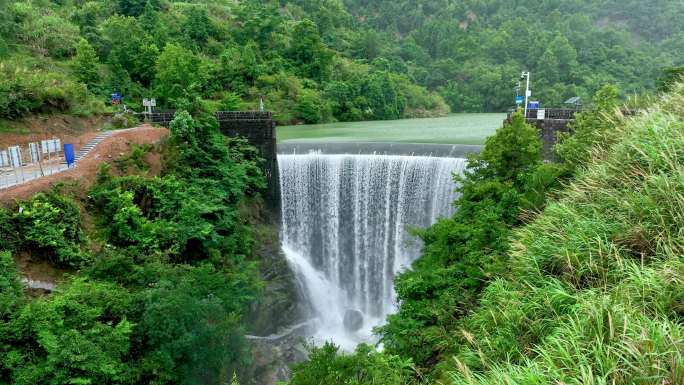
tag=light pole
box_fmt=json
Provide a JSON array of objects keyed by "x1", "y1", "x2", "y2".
[{"x1": 521, "y1": 71, "x2": 531, "y2": 117}]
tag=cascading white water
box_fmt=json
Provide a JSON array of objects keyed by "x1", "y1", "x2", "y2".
[{"x1": 279, "y1": 153, "x2": 467, "y2": 349}]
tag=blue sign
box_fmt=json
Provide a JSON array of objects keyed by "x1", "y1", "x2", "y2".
[
  {"x1": 63, "y1": 144, "x2": 75, "y2": 168},
  {"x1": 515, "y1": 95, "x2": 524, "y2": 105},
  {"x1": 111, "y1": 92, "x2": 122, "y2": 105},
  {"x1": 528, "y1": 101, "x2": 540, "y2": 109}
]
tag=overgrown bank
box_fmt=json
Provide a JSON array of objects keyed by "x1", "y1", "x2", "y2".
[
  {"x1": 289, "y1": 84, "x2": 684, "y2": 384},
  {"x1": 0, "y1": 112, "x2": 273, "y2": 384}
]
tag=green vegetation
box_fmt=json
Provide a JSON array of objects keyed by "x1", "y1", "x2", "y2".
[
  {"x1": 2, "y1": 0, "x2": 683, "y2": 124},
  {"x1": 0, "y1": 112, "x2": 267, "y2": 384},
  {"x1": 0, "y1": 0, "x2": 449, "y2": 124},
  {"x1": 290, "y1": 344, "x2": 415, "y2": 385},
  {"x1": 290, "y1": 83, "x2": 684, "y2": 384},
  {"x1": 344, "y1": 0, "x2": 684, "y2": 111}
]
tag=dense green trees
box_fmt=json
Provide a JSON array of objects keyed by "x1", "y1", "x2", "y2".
[
  {"x1": 1, "y1": 0, "x2": 680, "y2": 121},
  {"x1": 290, "y1": 344, "x2": 415, "y2": 385},
  {"x1": 154, "y1": 44, "x2": 208, "y2": 107},
  {"x1": 343, "y1": 0, "x2": 683, "y2": 111},
  {"x1": 0, "y1": 112, "x2": 267, "y2": 384},
  {"x1": 73, "y1": 39, "x2": 100, "y2": 90},
  {"x1": 0, "y1": 0, "x2": 451, "y2": 122}
]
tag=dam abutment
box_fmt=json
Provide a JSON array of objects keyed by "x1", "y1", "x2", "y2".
[{"x1": 217, "y1": 111, "x2": 281, "y2": 214}]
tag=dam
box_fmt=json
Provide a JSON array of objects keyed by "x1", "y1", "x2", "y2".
[
  {"x1": 278, "y1": 152, "x2": 467, "y2": 348},
  {"x1": 214, "y1": 112, "x2": 487, "y2": 348}
]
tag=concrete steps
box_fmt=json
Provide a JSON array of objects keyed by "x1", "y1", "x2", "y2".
[{"x1": 75, "y1": 132, "x2": 113, "y2": 162}]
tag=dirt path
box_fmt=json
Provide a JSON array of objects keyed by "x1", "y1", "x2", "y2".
[{"x1": 0, "y1": 124, "x2": 169, "y2": 204}]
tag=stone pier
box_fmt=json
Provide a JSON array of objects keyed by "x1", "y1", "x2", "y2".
[
  {"x1": 506, "y1": 109, "x2": 578, "y2": 159},
  {"x1": 216, "y1": 111, "x2": 280, "y2": 213}
]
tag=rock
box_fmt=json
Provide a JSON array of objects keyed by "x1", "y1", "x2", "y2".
[{"x1": 343, "y1": 309, "x2": 364, "y2": 332}]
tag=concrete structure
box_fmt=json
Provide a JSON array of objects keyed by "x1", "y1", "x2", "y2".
[
  {"x1": 506, "y1": 109, "x2": 579, "y2": 159},
  {"x1": 278, "y1": 142, "x2": 482, "y2": 158},
  {"x1": 216, "y1": 111, "x2": 280, "y2": 212},
  {"x1": 150, "y1": 110, "x2": 280, "y2": 211},
  {"x1": 148, "y1": 111, "x2": 176, "y2": 126}
]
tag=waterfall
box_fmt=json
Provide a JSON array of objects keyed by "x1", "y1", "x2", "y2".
[{"x1": 279, "y1": 153, "x2": 467, "y2": 349}]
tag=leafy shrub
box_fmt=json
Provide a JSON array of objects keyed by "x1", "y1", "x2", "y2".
[
  {"x1": 294, "y1": 89, "x2": 328, "y2": 124},
  {"x1": 555, "y1": 84, "x2": 621, "y2": 170},
  {"x1": 10, "y1": 3, "x2": 80, "y2": 58},
  {"x1": 114, "y1": 143, "x2": 153, "y2": 172},
  {"x1": 14, "y1": 193, "x2": 87, "y2": 268},
  {"x1": 1, "y1": 279, "x2": 134, "y2": 385},
  {"x1": 0, "y1": 251, "x2": 23, "y2": 319},
  {"x1": 154, "y1": 44, "x2": 209, "y2": 108},
  {"x1": 290, "y1": 343, "x2": 415, "y2": 385},
  {"x1": 218, "y1": 91, "x2": 243, "y2": 111},
  {"x1": 139, "y1": 263, "x2": 259, "y2": 385},
  {"x1": 110, "y1": 112, "x2": 139, "y2": 129},
  {"x1": 91, "y1": 112, "x2": 265, "y2": 262},
  {"x1": 0, "y1": 62, "x2": 95, "y2": 120},
  {"x1": 0, "y1": 208, "x2": 20, "y2": 252}
]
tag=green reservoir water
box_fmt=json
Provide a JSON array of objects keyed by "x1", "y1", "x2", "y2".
[{"x1": 277, "y1": 113, "x2": 506, "y2": 145}]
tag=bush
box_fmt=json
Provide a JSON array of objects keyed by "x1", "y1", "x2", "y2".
[
  {"x1": 154, "y1": 44, "x2": 209, "y2": 108},
  {"x1": 0, "y1": 209, "x2": 20, "y2": 252},
  {"x1": 139, "y1": 264, "x2": 259, "y2": 385},
  {"x1": 294, "y1": 89, "x2": 327, "y2": 124},
  {"x1": 0, "y1": 62, "x2": 95, "y2": 120},
  {"x1": 14, "y1": 193, "x2": 87, "y2": 268},
  {"x1": 1, "y1": 279, "x2": 134, "y2": 385},
  {"x1": 10, "y1": 3, "x2": 80, "y2": 58},
  {"x1": 110, "y1": 112, "x2": 139, "y2": 129},
  {"x1": 0, "y1": 251, "x2": 23, "y2": 319},
  {"x1": 290, "y1": 343, "x2": 415, "y2": 385}
]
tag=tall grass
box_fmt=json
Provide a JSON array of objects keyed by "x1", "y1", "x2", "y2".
[{"x1": 442, "y1": 86, "x2": 684, "y2": 385}]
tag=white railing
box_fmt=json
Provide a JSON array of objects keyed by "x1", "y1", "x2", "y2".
[{"x1": 0, "y1": 139, "x2": 68, "y2": 190}]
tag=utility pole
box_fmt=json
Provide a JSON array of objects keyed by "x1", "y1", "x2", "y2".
[{"x1": 521, "y1": 71, "x2": 531, "y2": 117}]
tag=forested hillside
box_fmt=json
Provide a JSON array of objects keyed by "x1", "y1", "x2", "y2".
[
  {"x1": 1, "y1": 0, "x2": 683, "y2": 126},
  {"x1": 0, "y1": 0, "x2": 448, "y2": 125},
  {"x1": 342, "y1": 0, "x2": 684, "y2": 111}
]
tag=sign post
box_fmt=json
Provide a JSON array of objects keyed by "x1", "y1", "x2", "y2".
[
  {"x1": 521, "y1": 71, "x2": 531, "y2": 117},
  {"x1": 143, "y1": 98, "x2": 157, "y2": 118},
  {"x1": 537, "y1": 109, "x2": 546, "y2": 120},
  {"x1": 111, "y1": 92, "x2": 122, "y2": 105}
]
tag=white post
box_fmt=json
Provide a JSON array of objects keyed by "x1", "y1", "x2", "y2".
[{"x1": 523, "y1": 71, "x2": 531, "y2": 118}]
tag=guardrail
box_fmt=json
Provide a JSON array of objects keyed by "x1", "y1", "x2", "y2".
[
  {"x1": 0, "y1": 139, "x2": 68, "y2": 190},
  {"x1": 508, "y1": 108, "x2": 581, "y2": 120},
  {"x1": 216, "y1": 111, "x2": 273, "y2": 121}
]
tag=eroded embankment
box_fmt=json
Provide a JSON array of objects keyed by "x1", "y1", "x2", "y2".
[{"x1": 0, "y1": 125, "x2": 168, "y2": 204}]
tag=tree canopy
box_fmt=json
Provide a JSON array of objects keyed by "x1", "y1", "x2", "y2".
[{"x1": 1, "y1": 0, "x2": 681, "y2": 123}]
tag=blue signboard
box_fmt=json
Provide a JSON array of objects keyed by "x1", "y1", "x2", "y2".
[
  {"x1": 528, "y1": 101, "x2": 540, "y2": 109},
  {"x1": 515, "y1": 95, "x2": 524, "y2": 105},
  {"x1": 63, "y1": 144, "x2": 75, "y2": 168},
  {"x1": 111, "y1": 92, "x2": 122, "y2": 105}
]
